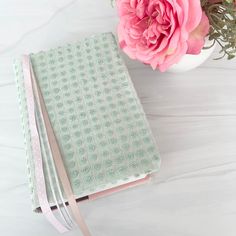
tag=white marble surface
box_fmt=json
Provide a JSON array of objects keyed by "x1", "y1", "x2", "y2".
[{"x1": 1, "y1": 1, "x2": 236, "y2": 236}]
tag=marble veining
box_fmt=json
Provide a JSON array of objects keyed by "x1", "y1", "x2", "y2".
[{"x1": 0, "y1": 1, "x2": 236, "y2": 236}]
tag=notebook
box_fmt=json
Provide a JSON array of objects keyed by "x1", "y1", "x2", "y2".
[{"x1": 13, "y1": 32, "x2": 161, "y2": 235}]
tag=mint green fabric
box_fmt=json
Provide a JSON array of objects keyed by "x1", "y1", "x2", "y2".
[{"x1": 13, "y1": 33, "x2": 160, "y2": 211}]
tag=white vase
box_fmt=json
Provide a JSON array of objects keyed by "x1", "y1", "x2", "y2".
[{"x1": 168, "y1": 39, "x2": 216, "y2": 73}]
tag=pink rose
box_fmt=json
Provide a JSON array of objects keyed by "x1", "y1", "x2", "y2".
[{"x1": 117, "y1": 0, "x2": 209, "y2": 72}]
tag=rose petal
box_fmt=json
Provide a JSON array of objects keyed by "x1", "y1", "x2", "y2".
[
  {"x1": 187, "y1": 12, "x2": 210, "y2": 55},
  {"x1": 185, "y1": 0, "x2": 202, "y2": 32}
]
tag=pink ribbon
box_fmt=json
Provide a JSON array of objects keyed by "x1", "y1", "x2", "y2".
[
  {"x1": 22, "y1": 55, "x2": 68, "y2": 233},
  {"x1": 22, "y1": 55, "x2": 91, "y2": 236}
]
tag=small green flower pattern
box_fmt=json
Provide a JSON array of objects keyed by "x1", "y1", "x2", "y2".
[{"x1": 13, "y1": 33, "x2": 161, "y2": 210}]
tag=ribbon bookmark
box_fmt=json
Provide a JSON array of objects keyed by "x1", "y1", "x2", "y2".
[
  {"x1": 22, "y1": 55, "x2": 68, "y2": 233},
  {"x1": 23, "y1": 55, "x2": 91, "y2": 236}
]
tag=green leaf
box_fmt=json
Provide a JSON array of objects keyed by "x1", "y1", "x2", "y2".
[{"x1": 227, "y1": 54, "x2": 235, "y2": 59}]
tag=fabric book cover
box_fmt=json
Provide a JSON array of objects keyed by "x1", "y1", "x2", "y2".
[{"x1": 13, "y1": 32, "x2": 160, "y2": 233}]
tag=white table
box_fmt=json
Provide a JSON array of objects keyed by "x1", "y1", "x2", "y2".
[{"x1": 0, "y1": 1, "x2": 236, "y2": 236}]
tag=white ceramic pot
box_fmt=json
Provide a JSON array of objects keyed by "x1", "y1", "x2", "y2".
[{"x1": 168, "y1": 39, "x2": 216, "y2": 73}]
